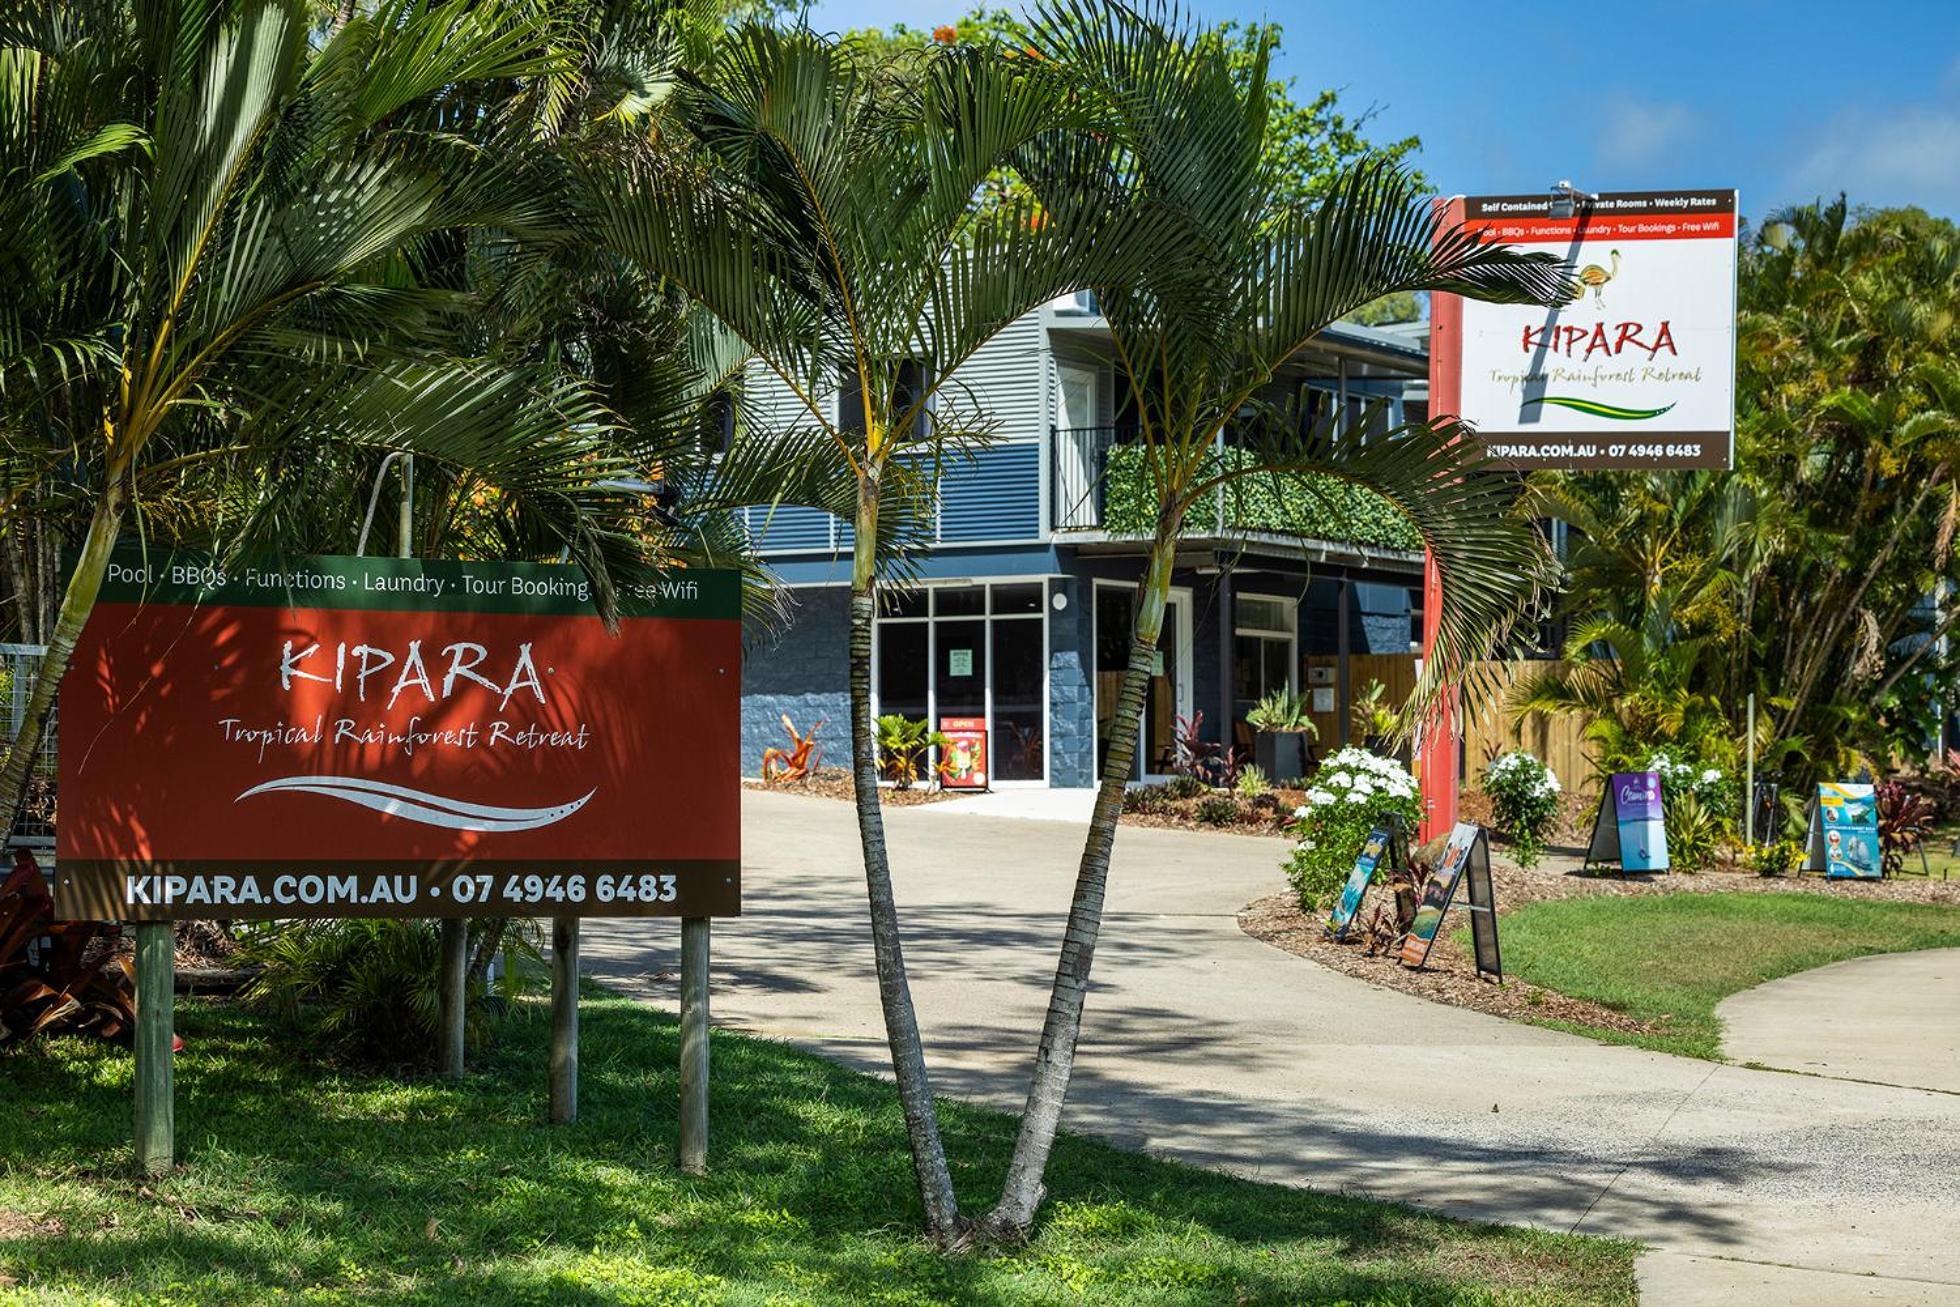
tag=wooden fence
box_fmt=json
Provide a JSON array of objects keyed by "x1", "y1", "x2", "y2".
[
  {"x1": 1297, "y1": 653, "x2": 1599, "y2": 796},
  {"x1": 1460, "y1": 659, "x2": 1601, "y2": 797}
]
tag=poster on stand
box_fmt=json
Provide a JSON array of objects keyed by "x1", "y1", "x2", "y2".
[
  {"x1": 1584, "y1": 771, "x2": 1670, "y2": 874},
  {"x1": 937, "y1": 717, "x2": 989, "y2": 790},
  {"x1": 1463, "y1": 836, "x2": 1502, "y2": 981},
  {"x1": 1326, "y1": 823, "x2": 1398, "y2": 941},
  {"x1": 1401, "y1": 823, "x2": 1487, "y2": 969},
  {"x1": 1806, "y1": 782, "x2": 1881, "y2": 879}
]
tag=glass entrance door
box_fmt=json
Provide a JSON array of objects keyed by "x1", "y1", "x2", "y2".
[{"x1": 1095, "y1": 585, "x2": 1191, "y2": 781}]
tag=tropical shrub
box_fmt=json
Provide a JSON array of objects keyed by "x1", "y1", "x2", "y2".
[
  {"x1": 1662, "y1": 791, "x2": 1722, "y2": 872},
  {"x1": 1876, "y1": 781, "x2": 1937, "y2": 877},
  {"x1": 876, "y1": 715, "x2": 948, "y2": 789},
  {"x1": 238, "y1": 919, "x2": 540, "y2": 1066},
  {"x1": 1282, "y1": 747, "x2": 1421, "y2": 911},
  {"x1": 1746, "y1": 838, "x2": 1802, "y2": 877},
  {"x1": 1121, "y1": 784, "x2": 1173, "y2": 815},
  {"x1": 1245, "y1": 688, "x2": 1317, "y2": 736},
  {"x1": 1235, "y1": 765, "x2": 1271, "y2": 800},
  {"x1": 2, "y1": 854, "x2": 134, "y2": 1047},
  {"x1": 1646, "y1": 750, "x2": 1738, "y2": 822},
  {"x1": 1349, "y1": 679, "x2": 1399, "y2": 744},
  {"x1": 1163, "y1": 774, "x2": 1209, "y2": 801},
  {"x1": 1172, "y1": 711, "x2": 1244, "y2": 786},
  {"x1": 1194, "y1": 795, "x2": 1241, "y2": 827},
  {"x1": 1482, "y1": 751, "x2": 1562, "y2": 868}
]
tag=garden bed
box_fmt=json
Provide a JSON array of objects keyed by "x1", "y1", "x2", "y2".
[
  {"x1": 1242, "y1": 842, "x2": 1960, "y2": 1058},
  {"x1": 746, "y1": 767, "x2": 967, "y2": 806}
]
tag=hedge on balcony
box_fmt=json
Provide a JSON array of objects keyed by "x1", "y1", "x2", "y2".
[{"x1": 1101, "y1": 446, "x2": 1422, "y2": 551}]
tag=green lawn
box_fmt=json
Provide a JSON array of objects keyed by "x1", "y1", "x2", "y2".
[
  {"x1": 0, "y1": 991, "x2": 1634, "y2": 1306},
  {"x1": 1486, "y1": 892, "x2": 1960, "y2": 1060}
]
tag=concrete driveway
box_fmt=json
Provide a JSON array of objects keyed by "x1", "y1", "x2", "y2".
[{"x1": 583, "y1": 790, "x2": 1960, "y2": 1305}]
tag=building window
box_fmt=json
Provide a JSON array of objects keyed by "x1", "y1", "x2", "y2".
[
  {"x1": 872, "y1": 582, "x2": 1049, "y2": 783},
  {"x1": 1233, "y1": 595, "x2": 1297, "y2": 706}
]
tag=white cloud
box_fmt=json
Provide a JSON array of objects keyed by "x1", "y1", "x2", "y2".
[
  {"x1": 1793, "y1": 104, "x2": 1960, "y2": 212},
  {"x1": 1596, "y1": 99, "x2": 1696, "y2": 169}
]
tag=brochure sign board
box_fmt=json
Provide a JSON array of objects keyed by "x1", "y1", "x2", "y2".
[
  {"x1": 1326, "y1": 824, "x2": 1394, "y2": 941},
  {"x1": 1401, "y1": 822, "x2": 1487, "y2": 969},
  {"x1": 1585, "y1": 771, "x2": 1670, "y2": 873},
  {"x1": 1807, "y1": 782, "x2": 1882, "y2": 879}
]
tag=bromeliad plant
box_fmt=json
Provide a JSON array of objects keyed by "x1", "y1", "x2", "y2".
[
  {"x1": 1482, "y1": 750, "x2": 1562, "y2": 868},
  {"x1": 1282, "y1": 747, "x2": 1422, "y2": 912}
]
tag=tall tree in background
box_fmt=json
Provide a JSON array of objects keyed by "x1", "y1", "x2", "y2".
[
  {"x1": 1518, "y1": 200, "x2": 1960, "y2": 788},
  {"x1": 0, "y1": 0, "x2": 644, "y2": 845},
  {"x1": 978, "y1": 0, "x2": 1570, "y2": 1239}
]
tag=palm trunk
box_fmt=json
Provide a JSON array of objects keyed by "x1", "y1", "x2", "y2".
[
  {"x1": 845, "y1": 463, "x2": 964, "y2": 1246},
  {"x1": 982, "y1": 528, "x2": 1178, "y2": 1240},
  {"x1": 0, "y1": 480, "x2": 125, "y2": 843}
]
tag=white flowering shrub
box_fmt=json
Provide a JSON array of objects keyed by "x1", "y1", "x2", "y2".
[
  {"x1": 1481, "y1": 750, "x2": 1562, "y2": 868},
  {"x1": 1282, "y1": 747, "x2": 1421, "y2": 911},
  {"x1": 1645, "y1": 751, "x2": 1736, "y2": 813},
  {"x1": 1644, "y1": 748, "x2": 1739, "y2": 866}
]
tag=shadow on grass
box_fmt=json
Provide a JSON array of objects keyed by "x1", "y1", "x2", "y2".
[{"x1": 0, "y1": 991, "x2": 1635, "y2": 1305}]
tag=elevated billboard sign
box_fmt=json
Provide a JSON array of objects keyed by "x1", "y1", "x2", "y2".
[
  {"x1": 55, "y1": 550, "x2": 742, "y2": 921},
  {"x1": 1444, "y1": 188, "x2": 1738, "y2": 470}
]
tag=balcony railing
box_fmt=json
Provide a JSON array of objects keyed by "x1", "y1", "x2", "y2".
[{"x1": 1048, "y1": 424, "x2": 1421, "y2": 551}]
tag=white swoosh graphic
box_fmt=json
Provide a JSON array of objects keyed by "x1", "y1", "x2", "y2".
[{"x1": 236, "y1": 776, "x2": 594, "y2": 832}]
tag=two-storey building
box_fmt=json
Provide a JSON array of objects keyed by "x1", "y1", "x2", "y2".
[{"x1": 738, "y1": 298, "x2": 1432, "y2": 789}]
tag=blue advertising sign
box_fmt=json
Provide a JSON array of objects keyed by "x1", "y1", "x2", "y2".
[
  {"x1": 1812, "y1": 782, "x2": 1881, "y2": 879},
  {"x1": 1584, "y1": 771, "x2": 1670, "y2": 874},
  {"x1": 1613, "y1": 771, "x2": 1669, "y2": 872},
  {"x1": 1326, "y1": 825, "x2": 1391, "y2": 941}
]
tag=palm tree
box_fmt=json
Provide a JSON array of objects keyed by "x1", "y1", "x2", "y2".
[
  {"x1": 591, "y1": 22, "x2": 1149, "y2": 1244},
  {"x1": 978, "y1": 0, "x2": 1574, "y2": 1239},
  {"x1": 0, "y1": 0, "x2": 654, "y2": 842}
]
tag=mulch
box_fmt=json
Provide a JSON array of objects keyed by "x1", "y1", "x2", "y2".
[
  {"x1": 746, "y1": 767, "x2": 966, "y2": 806},
  {"x1": 1238, "y1": 837, "x2": 1960, "y2": 1034}
]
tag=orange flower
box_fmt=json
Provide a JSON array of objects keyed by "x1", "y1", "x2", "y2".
[{"x1": 932, "y1": 24, "x2": 957, "y2": 44}]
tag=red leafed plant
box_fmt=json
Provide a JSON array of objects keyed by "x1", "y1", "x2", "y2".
[
  {"x1": 1875, "y1": 781, "x2": 1937, "y2": 878},
  {"x1": 2, "y1": 850, "x2": 136, "y2": 1046}
]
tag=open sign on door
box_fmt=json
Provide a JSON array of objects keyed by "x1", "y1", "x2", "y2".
[{"x1": 938, "y1": 717, "x2": 988, "y2": 790}]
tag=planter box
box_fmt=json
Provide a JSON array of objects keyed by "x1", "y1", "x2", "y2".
[{"x1": 1255, "y1": 731, "x2": 1310, "y2": 783}]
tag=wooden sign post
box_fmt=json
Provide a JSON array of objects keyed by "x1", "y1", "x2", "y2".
[{"x1": 56, "y1": 548, "x2": 744, "y2": 1171}]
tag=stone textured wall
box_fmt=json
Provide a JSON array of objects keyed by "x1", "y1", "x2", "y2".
[
  {"x1": 741, "y1": 588, "x2": 850, "y2": 777},
  {"x1": 1046, "y1": 576, "x2": 1095, "y2": 787}
]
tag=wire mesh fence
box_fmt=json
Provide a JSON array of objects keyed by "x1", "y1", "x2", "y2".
[{"x1": 2, "y1": 643, "x2": 55, "y2": 848}]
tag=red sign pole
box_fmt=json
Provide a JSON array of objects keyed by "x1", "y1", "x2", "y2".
[{"x1": 1420, "y1": 198, "x2": 1467, "y2": 843}]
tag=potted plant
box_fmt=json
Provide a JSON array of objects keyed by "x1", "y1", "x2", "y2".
[
  {"x1": 1349, "y1": 678, "x2": 1399, "y2": 755},
  {"x1": 1245, "y1": 687, "x2": 1317, "y2": 782}
]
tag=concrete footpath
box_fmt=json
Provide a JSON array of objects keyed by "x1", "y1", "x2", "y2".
[{"x1": 582, "y1": 791, "x2": 1960, "y2": 1305}]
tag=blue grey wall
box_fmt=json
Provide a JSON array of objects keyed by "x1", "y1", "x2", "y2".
[
  {"x1": 741, "y1": 587, "x2": 850, "y2": 777},
  {"x1": 1046, "y1": 575, "x2": 1095, "y2": 787}
]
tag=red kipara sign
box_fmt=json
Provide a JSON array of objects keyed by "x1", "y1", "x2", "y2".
[{"x1": 55, "y1": 551, "x2": 742, "y2": 921}]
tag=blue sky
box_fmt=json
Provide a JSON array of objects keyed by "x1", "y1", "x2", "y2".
[{"x1": 800, "y1": 0, "x2": 1960, "y2": 221}]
